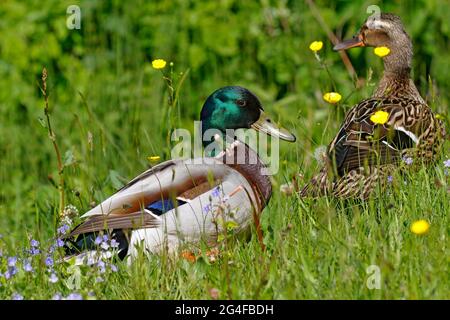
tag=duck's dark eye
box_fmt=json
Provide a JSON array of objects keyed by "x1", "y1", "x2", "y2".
[{"x1": 236, "y1": 99, "x2": 246, "y2": 107}]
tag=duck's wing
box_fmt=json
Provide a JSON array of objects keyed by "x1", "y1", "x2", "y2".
[
  {"x1": 327, "y1": 97, "x2": 428, "y2": 176},
  {"x1": 68, "y1": 158, "x2": 244, "y2": 237}
]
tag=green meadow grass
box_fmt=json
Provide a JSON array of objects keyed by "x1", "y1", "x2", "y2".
[{"x1": 0, "y1": 0, "x2": 449, "y2": 299}]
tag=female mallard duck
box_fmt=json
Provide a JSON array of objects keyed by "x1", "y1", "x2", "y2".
[
  {"x1": 301, "y1": 13, "x2": 446, "y2": 199},
  {"x1": 63, "y1": 86, "x2": 295, "y2": 261}
]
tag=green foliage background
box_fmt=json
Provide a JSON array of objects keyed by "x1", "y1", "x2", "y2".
[{"x1": 0, "y1": 0, "x2": 448, "y2": 299}]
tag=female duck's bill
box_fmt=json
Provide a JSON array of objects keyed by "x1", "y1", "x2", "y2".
[{"x1": 333, "y1": 34, "x2": 365, "y2": 51}]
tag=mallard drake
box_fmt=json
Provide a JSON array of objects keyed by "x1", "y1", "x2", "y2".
[
  {"x1": 63, "y1": 86, "x2": 295, "y2": 261},
  {"x1": 301, "y1": 13, "x2": 446, "y2": 199}
]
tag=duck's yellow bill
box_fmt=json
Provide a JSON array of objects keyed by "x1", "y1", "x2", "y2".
[{"x1": 251, "y1": 111, "x2": 296, "y2": 142}]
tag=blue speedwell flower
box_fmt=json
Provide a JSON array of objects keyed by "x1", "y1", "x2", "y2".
[
  {"x1": 12, "y1": 293, "x2": 24, "y2": 300},
  {"x1": 52, "y1": 293, "x2": 62, "y2": 300},
  {"x1": 45, "y1": 256, "x2": 54, "y2": 267},
  {"x1": 49, "y1": 273, "x2": 59, "y2": 283},
  {"x1": 94, "y1": 235, "x2": 103, "y2": 245},
  {"x1": 444, "y1": 159, "x2": 450, "y2": 168},
  {"x1": 55, "y1": 239, "x2": 65, "y2": 247},
  {"x1": 30, "y1": 239, "x2": 39, "y2": 247},
  {"x1": 7, "y1": 256, "x2": 17, "y2": 267},
  {"x1": 110, "y1": 239, "x2": 119, "y2": 248},
  {"x1": 4, "y1": 269, "x2": 17, "y2": 279},
  {"x1": 212, "y1": 186, "x2": 221, "y2": 198},
  {"x1": 30, "y1": 247, "x2": 40, "y2": 255},
  {"x1": 97, "y1": 260, "x2": 106, "y2": 273},
  {"x1": 203, "y1": 204, "x2": 212, "y2": 213},
  {"x1": 66, "y1": 293, "x2": 83, "y2": 300},
  {"x1": 402, "y1": 156, "x2": 413, "y2": 165},
  {"x1": 10, "y1": 266, "x2": 18, "y2": 276},
  {"x1": 48, "y1": 244, "x2": 56, "y2": 254},
  {"x1": 23, "y1": 260, "x2": 33, "y2": 272},
  {"x1": 57, "y1": 224, "x2": 70, "y2": 235}
]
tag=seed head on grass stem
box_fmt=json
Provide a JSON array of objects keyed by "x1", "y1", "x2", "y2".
[{"x1": 41, "y1": 68, "x2": 65, "y2": 219}]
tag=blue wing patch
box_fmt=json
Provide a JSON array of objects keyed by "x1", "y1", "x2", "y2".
[{"x1": 147, "y1": 199, "x2": 186, "y2": 215}]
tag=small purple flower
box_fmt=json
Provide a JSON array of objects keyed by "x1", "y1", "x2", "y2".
[
  {"x1": 7, "y1": 256, "x2": 17, "y2": 267},
  {"x1": 110, "y1": 264, "x2": 118, "y2": 272},
  {"x1": 23, "y1": 260, "x2": 33, "y2": 272},
  {"x1": 29, "y1": 247, "x2": 40, "y2": 256},
  {"x1": 203, "y1": 204, "x2": 212, "y2": 213},
  {"x1": 48, "y1": 244, "x2": 56, "y2": 254},
  {"x1": 102, "y1": 235, "x2": 109, "y2": 242},
  {"x1": 212, "y1": 186, "x2": 221, "y2": 198},
  {"x1": 4, "y1": 270, "x2": 11, "y2": 280},
  {"x1": 52, "y1": 293, "x2": 62, "y2": 300},
  {"x1": 45, "y1": 256, "x2": 54, "y2": 267},
  {"x1": 12, "y1": 293, "x2": 23, "y2": 300},
  {"x1": 97, "y1": 260, "x2": 106, "y2": 273},
  {"x1": 86, "y1": 256, "x2": 95, "y2": 266},
  {"x1": 110, "y1": 239, "x2": 119, "y2": 248},
  {"x1": 94, "y1": 236, "x2": 103, "y2": 245},
  {"x1": 387, "y1": 176, "x2": 393, "y2": 183},
  {"x1": 100, "y1": 242, "x2": 110, "y2": 250},
  {"x1": 55, "y1": 239, "x2": 65, "y2": 247},
  {"x1": 49, "y1": 273, "x2": 59, "y2": 283},
  {"x1": 402, "y1": 156, "x2": 413, "y2": 165},
  {"x1": 9, "y1": 266, "x2": 18, "y2": 276},
  {"x1": 10, "y1": 266, "x2": 18, "y2": 276},
  {"x1": 57, "y1": 224, "x2": 70, "y2": 235},
  {"x1": 30, "y1": 239, "x2": 39, "y2": 247},
  {"x1": 66, "y1": 293, "x2": 83, "y2": 300},
  {"x1": 444, "y1": 159, "x2": 450, "y2": 168}
]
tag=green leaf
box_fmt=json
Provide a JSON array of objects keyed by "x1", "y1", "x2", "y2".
[{"x1": 109, "y1": 170, "x2": 126, "y2": 190}]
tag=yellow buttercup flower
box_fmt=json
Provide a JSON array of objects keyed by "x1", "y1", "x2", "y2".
[
  {"x1": 323, "y1": 92, "x2": 342, "y2": 104},
  {"x1": 309, "y1": 41, "x2": 323, "y2": 52},
  {"x1": 147, "y1": 156, "x2": 161, "y2": 162},
  {"x1": 410, "y1": 220, "x2": 430, "y2": 235},
  {"x1": 374, "y1": 46, "x2": 391, "y2": 57},
  {"x1": 370, "y1": 110, "x2": 389, "y2": 124},
  {"x1": 151, "y1": 59, "x2": 167, "y2": 69}
]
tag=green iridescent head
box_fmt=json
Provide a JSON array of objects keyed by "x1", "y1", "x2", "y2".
[{"x1": 200, "y1": 86, "x2": 296, "y2": 148}]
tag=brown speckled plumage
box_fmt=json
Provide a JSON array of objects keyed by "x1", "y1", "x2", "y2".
[{"x1": 301, "y1": 13, "x2": 446, "y2": 199}]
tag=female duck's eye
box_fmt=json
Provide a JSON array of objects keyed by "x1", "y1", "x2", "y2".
[{"x1": 236, "y1": 99, "x2": 246, "y2": 107}]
